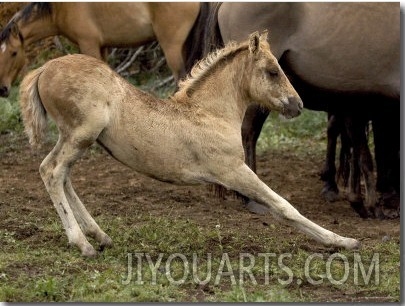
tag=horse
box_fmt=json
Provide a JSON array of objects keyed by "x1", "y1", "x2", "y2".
[
  {"x1": 186, "y1": 2, "x2": 400, "y2": 218},
  {"x1": 0, "y1": 2, "x2": 200, "y2": 97},
  {"x1": 19, "y1": 32, "x2": 360, "y2": 257}
]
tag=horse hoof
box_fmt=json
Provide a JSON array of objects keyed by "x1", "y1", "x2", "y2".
[
  {"x1": 82, "y1": 245, "x2": 98, "y2": 257},
  {"x1": 371, "y1": 206, "x2": 385, "y2": 220},
  {"x1": 99, "y1": 235, "x2": 113, "y2": 251},
  {"x1": 350, "y1": 202, "x2": 369, "y2": 218},
  {"x1": 321, "y1": 187, "x2": 339, "y2": 202},
  {"x1": 381, "y1": 207, "x2": 400, "y2": 219},
  {"x1": 245, "y1": 200, "x2": 270, "y2": 215},
  {"x1": 380, "y1": 191, "x2": 400, "y2": 209},
  {"x1": 346, "y1": 238, "x2": 361, "y2": 250}
]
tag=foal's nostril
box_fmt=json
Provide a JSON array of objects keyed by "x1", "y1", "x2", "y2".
[
  {"x1": 286, "y1": 96, "x2": 303, "y2": 117},
  {"x1": 0, "y1": 86, "x2": 9, "y2": 97}
]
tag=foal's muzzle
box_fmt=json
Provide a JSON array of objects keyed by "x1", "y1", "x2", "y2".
[{"x1": 283, "y1": 96, "x2": 303, "y2": 118}]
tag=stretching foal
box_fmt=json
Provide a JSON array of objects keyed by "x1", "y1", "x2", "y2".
[{"x1": 20, "y1": 32, "x2": 360, "y2": 257}]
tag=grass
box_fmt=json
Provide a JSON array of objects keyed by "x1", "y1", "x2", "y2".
[
  {"x1": 257, "y1": 110, "x2": 328, "y2": 154},
  {"x1": 0, "y1": 214, "x2": 399, "y2": 302},
  {"x1": 0, "y1": 85, "x2": 23, "y2": 134}
]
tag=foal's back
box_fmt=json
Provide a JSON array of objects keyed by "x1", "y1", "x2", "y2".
[{"x1": 36, "y1": 54, "x2": 186, "y2": 131}]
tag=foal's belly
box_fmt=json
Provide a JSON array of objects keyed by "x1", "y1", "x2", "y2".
[{"x1": 97, "y1": 126, "x2": 206, "y2": 185}]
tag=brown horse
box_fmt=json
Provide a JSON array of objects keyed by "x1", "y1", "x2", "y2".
[
  {"x1": 0, "y1": 2, "x2": 200, "y2": 97},
  {"x1": 187, "y1": 2, "x2": 400, "y2": 218},
  {"x1": 19, "y1": 32, "x2": 360, "y2": 257}
]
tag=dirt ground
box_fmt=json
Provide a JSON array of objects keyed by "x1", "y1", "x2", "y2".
[
  {"x1": 0, "y1": 131, "x2": 399, "y2": 251},
  {"x1": 0, "y1": 131, "x2": 401, "y2": 302}
]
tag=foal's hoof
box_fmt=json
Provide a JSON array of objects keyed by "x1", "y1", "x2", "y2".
[
  {"x1": 345, "y1": 238, "x2": 361, "y2": 250},
  {"x1": 82, "y1": 245, "x2": 98, "y2": 257},
  {"x1": 245, "y1": 200, "x2": 270, "y2": 215},
  {"x1": 99, "y1": 235, "x2": 113, "y2": 251}
]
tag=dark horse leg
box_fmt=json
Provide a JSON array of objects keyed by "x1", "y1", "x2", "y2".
[
  {"x1": 320, "y1": 113, "x2": 341, "y2": 202},
  {"x1": 242, "y1": 105, "x2": 270, "y2": 173},
  {"x1": 343, "y1": 115, "x2": 378, "y2": 218},
  {"x1": 241, "y1": 105, "x2": 271, "y2": 214},
  {"x1": 372, "y1": 100, "x2": 400, "y2": 218}
]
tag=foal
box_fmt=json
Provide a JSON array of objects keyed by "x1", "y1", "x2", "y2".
[{"x1": 20, "y1": 32, "x2": 360, "y2": 256}]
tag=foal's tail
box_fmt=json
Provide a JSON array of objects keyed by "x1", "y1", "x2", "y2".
[{"x1": 19, "y1": 66, "x2": 47, "y2": 148}]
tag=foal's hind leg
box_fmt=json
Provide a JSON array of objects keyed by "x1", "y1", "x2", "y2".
[
  {"x1": 40, "y1": 135, "x2": 99, "y2": 257},
  {"x1": 64, "y1": 176, "x2": 113, "y2": 250},
  {"x1": 215, "y1": 163, "x2": 360, "y2": 250}
]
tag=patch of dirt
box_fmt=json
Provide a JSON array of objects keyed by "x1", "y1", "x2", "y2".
[
  {"x1": 0, "y1": 130, "x2": 400, "y2": 301},
  {"x1": 0, "y1": 132, "x2": 399, "y2": 247}
]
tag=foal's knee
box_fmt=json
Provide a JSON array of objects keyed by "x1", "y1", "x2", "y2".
[
  {"x1": 39, "y1": 162, "x2": 52, "y2": 185},
  {"x1": 39, "y1": 160, "x2": 64, "y2": 190}
]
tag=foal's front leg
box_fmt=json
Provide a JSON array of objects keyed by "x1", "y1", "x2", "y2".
[{"x1": 216, "y1": 163, "x2": 360, "y2": 250}]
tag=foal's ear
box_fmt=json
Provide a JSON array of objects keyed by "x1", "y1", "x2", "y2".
[
  {"x1": 260, "y1": 30, "x2": 268, "y2": 42},
  {"x1": 249, "y1": 31, "x2": 260, "y2": 55}
]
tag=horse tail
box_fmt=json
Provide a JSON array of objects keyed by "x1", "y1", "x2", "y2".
[
  {"x1": 203, "y1": 2, "x2": 224, "y2": 54},
  {"x1": 183, "y1": 2, "x2": 224, "y2": 75},
  {"x1": 19, "y1": 66, "x2": 47, "y2": 148}
]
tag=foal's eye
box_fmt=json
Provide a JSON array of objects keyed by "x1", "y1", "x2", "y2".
[
  {"x1": 11, "y1": 51, "x2": 17, "y2": 57},
  {"x1": 266, "y1": 68, "x2": 279, "y2": 78}
]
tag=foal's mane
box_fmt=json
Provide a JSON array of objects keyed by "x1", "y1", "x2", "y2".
[
  {"x1": 0, "y1": 3, "x2": 52, "y2": 43},
  {"x1": 178, "y1": 40, "x2": 250, "y2": 97}
]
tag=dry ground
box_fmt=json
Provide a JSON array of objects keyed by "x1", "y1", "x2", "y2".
[{"x1": 0, "y1": 132, "x2": 400, "y2": 301}]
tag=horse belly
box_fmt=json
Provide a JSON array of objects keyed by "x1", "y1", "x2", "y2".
[
  {"x1": 97, "y1": 118, "x2": 202, "y2": 185},
  {"x1": 286, "y1": 3, "x2": 399, "y2": 96},
  {"x1": 59, "y1": 3, "x2": 155, "y2": 47},
  {"x1": 97, "y1": 5, "x2": 155, "y2": 47}
]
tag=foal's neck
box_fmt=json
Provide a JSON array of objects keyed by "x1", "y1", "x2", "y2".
[{"x1": 174, "y1": 56, "x2": 251, "y2": 125}]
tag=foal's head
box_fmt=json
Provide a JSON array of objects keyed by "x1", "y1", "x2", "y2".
[
  {"x1": 0, "y1": 21, "x2": 25, "y2": 97},
  {"x1": 245, "y1": 32, "x2": 302, "y2": 118}
]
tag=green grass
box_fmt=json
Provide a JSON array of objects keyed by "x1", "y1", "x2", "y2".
[
  {"x1": 0, "y1": 85, "x2": 23, "y2": 134},
  {"x1": 0, "y1": 214, "x2": 399, "y2": 302},
  {"x1": 257, "y1": 110, "x2": 328, "y2": 154}
]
